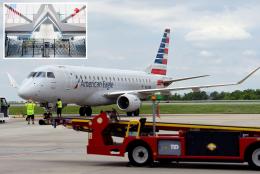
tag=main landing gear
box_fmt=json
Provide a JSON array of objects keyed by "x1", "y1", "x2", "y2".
[
  {"x1": 126, "y1": 109, "x2": 140, "y2": 117},
  {"x1": 79, "y1": 106, "x2": 92, "y2": 117}
]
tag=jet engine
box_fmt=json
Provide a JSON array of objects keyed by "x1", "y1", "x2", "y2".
[{"x1": 116, "y1": 94, "x2": 141, "y2": 112}]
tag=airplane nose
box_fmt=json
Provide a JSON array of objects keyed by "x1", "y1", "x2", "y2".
[{"x1": 18, "y1": 85, "x2": 33, "y2": 100}]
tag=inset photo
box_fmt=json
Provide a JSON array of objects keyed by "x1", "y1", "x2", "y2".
[{"x1": 4, "y1": 3, "x2": 87, "y2": 59}]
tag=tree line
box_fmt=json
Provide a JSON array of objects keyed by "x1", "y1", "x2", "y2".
[{"x1": 165, "y1": 89, "x2": 260, "y2": 100}]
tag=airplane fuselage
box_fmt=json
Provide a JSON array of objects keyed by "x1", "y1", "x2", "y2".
[{"x1": 18, "y1": 65, "x2": 168, "y2": 106}]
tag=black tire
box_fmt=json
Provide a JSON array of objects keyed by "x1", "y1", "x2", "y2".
[
  {"x1": 247, "y1": 146, "x2": 260, "y2": 170},
  {"x1": 128, "y1": 143, "x2": 152, "y2": 166},
  {"x1": 39, "y1": 119, "x2": 46, "y2": 125},
  {"x1": 127, "y1": 112, "x2": 132, "y2": 116},
  {"x1": 79, "y1": 107, "x2": 86, "y2": 116},
  {"x1": 133, "y1": 109, "x2": 140, "y2": 116},
  {"x1": 85, "y1": 106, "x2": 92, "y2": 117}
]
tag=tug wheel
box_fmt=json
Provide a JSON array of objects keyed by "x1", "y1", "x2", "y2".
[
  {"x1": 128, "y1": 143, "x2": 152, "y2": 166},
  {"x1": 247, "y1": 145, "x2": 260, "y2": 170}
]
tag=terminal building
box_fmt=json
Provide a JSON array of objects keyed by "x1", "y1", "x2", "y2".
[{"x1": 4, "y1": 4, "x2": 86, "y2": 58}]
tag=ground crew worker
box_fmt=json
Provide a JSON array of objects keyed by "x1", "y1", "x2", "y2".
[
  {"x1": 25, "y1": 99, "x2": 36, "y2": 124},
  {"x1": 56, "y1": 98, "x2": 62, "y2": 118}
]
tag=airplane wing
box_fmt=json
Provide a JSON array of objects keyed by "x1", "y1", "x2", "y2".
[
  {"x1": 104, "y1": 67, "x2": 260, "y2": 97},
  {"x1": 163, "y1": 74, "x2": 210, "y2": 86}
]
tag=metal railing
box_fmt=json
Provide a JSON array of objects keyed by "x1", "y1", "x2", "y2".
[{"x1": 5, "y1": 38, "x2": 86, "y2": 58}]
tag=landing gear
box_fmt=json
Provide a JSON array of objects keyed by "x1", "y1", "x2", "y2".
[
  {"x1": 126, "y1": 109, "x2": 140, "y2": 117},
  {"x1": 79, "y1": 106, "x2": 92, "y2": 117},
  {"x1": 79, "y1": 107, "x2": 86, "y2": 116},
  {"x1": 39, "y1": 102, "x2": 54, "y2": 125},
  {"x1": 86, "y1": 106, "x2": 92, "y2": 116},
  {"x1": 133, "y1": 109, "x2": 140, "y2": 116}
]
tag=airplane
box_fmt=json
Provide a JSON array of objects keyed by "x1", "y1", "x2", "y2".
[{"x1": 8, "y1": 29, "x2": 260, "y2": 116}]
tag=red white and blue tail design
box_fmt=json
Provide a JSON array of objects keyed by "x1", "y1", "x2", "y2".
[{"x1": 151, "y1": 28, "x2": 170, "y2": 76}]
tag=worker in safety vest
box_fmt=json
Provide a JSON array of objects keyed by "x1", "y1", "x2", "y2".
[
  {"x1": 56, "y1": 98, "x2": 62, "y2": 118},
  {"x1": 25, "y1": 99, "x2": 36, "y2": 124}
]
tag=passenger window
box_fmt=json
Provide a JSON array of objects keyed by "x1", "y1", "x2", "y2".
[
  {"x1": 47, "y1": 72, "x2": 55, "y2": 78},
  {"x1": 89, "y1": 76, "x2": 91, "y2": 80},
  {"x1": 76, "y1": 75, "x2": 78, "y2": 79},
  {"x1": 36, "y1": 72, "x2": 46, "y2": 78},
  {"x1": 97, "y1": 76, "x2": 100, "y2": 80}
]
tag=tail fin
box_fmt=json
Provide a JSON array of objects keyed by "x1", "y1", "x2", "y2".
[
  {"x1": 7, "y1": 72, "x2": 19, "y2": 88},
  {"x1": 150, "y1": 28, "x2": 170, "y2": 75}
]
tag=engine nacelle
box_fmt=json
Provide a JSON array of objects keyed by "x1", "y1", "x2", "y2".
[{"x1": 117, "y1": 94, "x2": 141, "y2": 112}]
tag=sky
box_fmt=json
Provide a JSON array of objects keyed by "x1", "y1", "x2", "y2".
[{"x1": 0, "y1": 0, "x2": 259, "y2": 101}]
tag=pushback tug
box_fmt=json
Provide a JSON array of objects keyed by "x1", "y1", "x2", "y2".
[{"x1": 53, "y1": 107, "x2": 260, "y2": 170}]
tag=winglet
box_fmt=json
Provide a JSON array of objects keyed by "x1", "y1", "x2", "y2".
[
  {"x1": 7, "y1": 72, "x2": 19, "y2": 88},
  {"x1": 237, "y1": 66, "x2": 260, "y2": 84}
]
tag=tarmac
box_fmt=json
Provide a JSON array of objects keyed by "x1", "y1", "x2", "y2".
[{"x1": 1, "y1": 114, "x2": 260, "y2": 174}]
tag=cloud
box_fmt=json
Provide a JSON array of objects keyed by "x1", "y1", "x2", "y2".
[
  {"x1": 89, "y1": 1, "x2": 260, "y2": 42},
  {"x1": 242, "y1": 49, "x2": 257, "y2": 56},
  {"x1": 200, "y1": 50, "x2": 214, "y2": 57},
  {"x1": 185, "y1": 26, "x2": 251, "y2": 41}
]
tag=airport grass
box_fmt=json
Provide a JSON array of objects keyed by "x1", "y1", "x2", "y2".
[{"x1": 9, "y1": 103, "x2": 260, "y2": 116}]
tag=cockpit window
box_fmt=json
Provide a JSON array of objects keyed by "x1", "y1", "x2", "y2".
[
  {"x1": 27, "y1": 72, "x2": 37, "y2": 78},
  {"x1": 47, "y1": 72, "x2": 55, "y2": 78},
  {"x1": 36, "y1": 72, "x2": 46, "y2": 78}
]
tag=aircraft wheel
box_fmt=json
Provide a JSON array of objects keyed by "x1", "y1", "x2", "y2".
[
  {"x1": 133, "y1": 109, "x2": 140, "y2": 116},
  {"x1": 85, "y1": 106, "x2": 92, "y2": 117},
  {"x1": 79, "y1": 107, "x2": 86, "y2": 116}
]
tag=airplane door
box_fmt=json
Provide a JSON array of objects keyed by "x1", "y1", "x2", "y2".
[
  {"x1": 49, "y1": 73, "x2": 56, "y2": 90},
  {"x1": 62, "y1": 70, "x2": 75, "y2": 91}
]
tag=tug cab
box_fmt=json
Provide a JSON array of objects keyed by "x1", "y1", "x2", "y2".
[{"x1": 0, "y1": 97, "x2": 10, "y2": 123}]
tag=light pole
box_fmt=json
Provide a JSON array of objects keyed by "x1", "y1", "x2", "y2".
[{"x1": 151, "y1": 95, "x2": 157, "y2": 136}]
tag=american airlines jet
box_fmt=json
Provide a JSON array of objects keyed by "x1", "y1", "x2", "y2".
[{"x1": 8, "y1": 29, "x2": 259, "y2": 116}]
